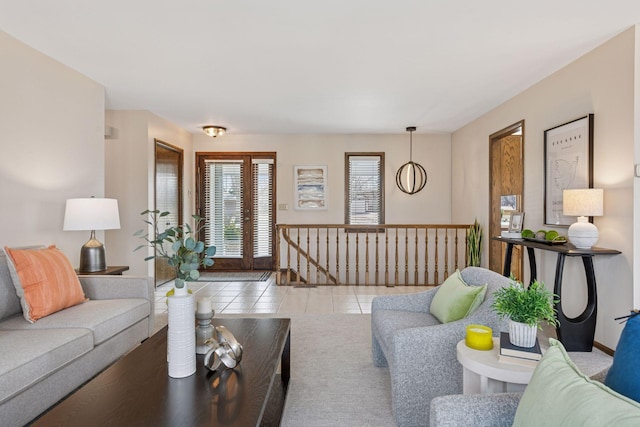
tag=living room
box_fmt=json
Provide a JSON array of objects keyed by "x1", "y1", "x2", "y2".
[{"x1": 1, "y1": 2, "x2": 640, "y2": 425}]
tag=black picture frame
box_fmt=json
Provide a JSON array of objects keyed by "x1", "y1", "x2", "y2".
[{"x1": 544, "y1": 114, "x2": 594, "y2": 226}]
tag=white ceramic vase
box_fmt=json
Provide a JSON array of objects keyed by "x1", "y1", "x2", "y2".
[
  {"x1": 167, "y1": 285, "x2": 196, "y2": 378},
  {"x1": 509, "y1": 319, "x2": 538, "y2": 348}
]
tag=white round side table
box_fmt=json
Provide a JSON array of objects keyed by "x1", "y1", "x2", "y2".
[{"x1": 456, "y1": 337, "x2": 535, "y2": 394}]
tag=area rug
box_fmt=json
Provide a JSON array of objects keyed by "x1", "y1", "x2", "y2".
[
  {"x1": 279, "y1": 313, "x2": 395, "y2": 426},
  {"x1": 195, "y1": 271, "x2": 272, "y2": 282}
]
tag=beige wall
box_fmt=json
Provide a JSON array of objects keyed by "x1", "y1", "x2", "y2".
[
  {"x1": 0, "y1": 30, "x2": 105, "y2": 261},
  {"x1": 193, "y1": 133, "x2": 452, "y2": 225},
  {"x1": 452, "y1": 27, "x2": 635, "y2": 349},
  {"x1": 105, "y1": 129, "x2": 453, "y2": 279},
  {"x1": 635, "y1": 25, "x2": 640, "y2": 310},
  {"x1": 105, "y1": 111, "x2": 193, "y2": 277}
]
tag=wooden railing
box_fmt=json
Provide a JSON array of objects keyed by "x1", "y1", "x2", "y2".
[{"x1": 276, "y1": 224, "x2": 472, "y2": 286}]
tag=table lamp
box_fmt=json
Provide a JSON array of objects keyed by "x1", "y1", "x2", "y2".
[
  {"x1": 63, "y1": 197, "x2": 121, "y2": 272},
  {"x1": 562, "y1": 189, "x2": 603, "y2": 249}
]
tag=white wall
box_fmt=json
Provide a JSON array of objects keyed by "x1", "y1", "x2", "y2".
[
  {"x1": 0, "y1": 30, "x2": 105, "y2": 260},
  {"x1": 452, "y1": 27, "x2": 635, "y2": 349},
  {"x1": 105, "y1": 111, "x2": 193, "y2": 277},
  {"x1": 192, "y1": 133, "x2": 453, "y2": 225}
]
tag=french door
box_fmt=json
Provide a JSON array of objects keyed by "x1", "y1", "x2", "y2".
[{"x1": 196, "y1": 152, "x2": 276, "y2": 270}]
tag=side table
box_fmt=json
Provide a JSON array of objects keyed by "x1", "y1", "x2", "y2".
[
  {"x1": 75, "y1": 266, "x2": 129, "y2": 276},
  {"x1": 457, "y1": 338, "x2": 533, "y2": 394},
  {"x1": 456, "y1": 338, "x2": 614, "y2": 395}
]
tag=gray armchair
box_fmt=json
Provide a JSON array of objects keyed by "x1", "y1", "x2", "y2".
[
  {"x1": 429, "y1": 392, "x2": 521, "y2": 427},
  {"x1": 371, "y1": 267, "x2": 511, "y2": 427}
]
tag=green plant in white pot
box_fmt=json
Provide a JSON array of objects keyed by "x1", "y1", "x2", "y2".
[
  {"x1": 135, "y1": 210, "x2": 216, "y2": 292},
  {"x1": 491, "y1": 277, "x2": 559, "y2": 348}
]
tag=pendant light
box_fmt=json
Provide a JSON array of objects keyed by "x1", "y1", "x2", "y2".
[{"x1": 396, "y1": 126, "x2": 427, "y2": 194}]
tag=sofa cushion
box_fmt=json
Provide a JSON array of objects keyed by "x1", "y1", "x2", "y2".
[
  {"x1": 0, "y1": 251, "x2": 22, "y2": 322},
  {"x1": 0, "y1": 299, "x2": 150, "y2": 345},
  {"x1": 430, "y1": 270, "x2": 487, "y2": 323},
  {"x1": 605, "y1": 313, "x2": 640, "y2": 402},
  {"x1": 513, "y1": 338, "x2": 640, "y2": 426},
  {"x1": 3, "y1": 246, "x2": 87, "y2": 322},
  {"x1": 0, "y1": 328, "x2": 93, "y2": 404}
]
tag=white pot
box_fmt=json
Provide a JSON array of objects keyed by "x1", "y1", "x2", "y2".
[{"x1": 509, "y1": 320, "x2": 538, "y2": 348}]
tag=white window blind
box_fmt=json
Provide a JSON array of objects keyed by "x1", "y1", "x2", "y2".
[
  {"x1": 346, "y1": 154, "x2": 384, "y2": 225},
  {"x1": 203, "y1": 160, "x2": 243, "y2": 257},
  {"x1": 253, "y1": 159, "x2": 274, "y2": 257},
  {"x1": 155, "y1": 159, "x2": 180, "y2": 231}
]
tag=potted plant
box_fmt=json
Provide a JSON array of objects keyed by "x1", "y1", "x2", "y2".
[
  {"x1": 135, "y1": 210, "x2": 216, "y2": 291},
  {"x1": 491, "y1": 277, "x2": 559, "y2": 347},
  {"x1": 467, "y1": 218, "x2": 482, "y2": 267}
]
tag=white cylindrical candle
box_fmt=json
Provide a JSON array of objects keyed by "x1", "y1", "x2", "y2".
[{"x1": 197, "y1": 297, "x2": 212, "y2": 314}]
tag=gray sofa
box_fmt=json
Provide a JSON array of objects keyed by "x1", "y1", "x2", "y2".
[
  {"x1": 0, "y1": 250, "x2": 154, "y2": 426},
  {"x1": 371, "y1": 267, "x2": 511, "y2": 427}
]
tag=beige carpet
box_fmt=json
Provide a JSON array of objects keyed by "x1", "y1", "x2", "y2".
[{"x1": 280, "y1": 313, "x2": 395, "y2": 426}]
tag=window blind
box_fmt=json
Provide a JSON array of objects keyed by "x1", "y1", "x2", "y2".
[
  {"x1": 252, "y1": 159, "x2": 274, "y2": 257},
  {"x1": 347, "y1": 154, "x2": 383, "y2": 225},
  {"x1": 203, "y1": 160, "x2": 243, "y2": 257}
]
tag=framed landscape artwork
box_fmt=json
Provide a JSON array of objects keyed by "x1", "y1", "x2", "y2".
[
  {"x1": 544, "y1": 114, "x2": 594, "y2": 226},
  {"x1": 294, "y1": 165, "x2": 327, "y2": 210}
]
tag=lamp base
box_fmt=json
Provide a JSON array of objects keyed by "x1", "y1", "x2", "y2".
[
  {"x1": 78, "y1": 231, "x2": 106, "y2": 273},
  {"x1": 567, "y1": 216, "x2": 599, "y2": 249}
]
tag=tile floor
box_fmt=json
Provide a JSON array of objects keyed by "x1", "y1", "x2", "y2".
[{"x1": 154, "y1": 274, "x2": 433, "y2": 328}]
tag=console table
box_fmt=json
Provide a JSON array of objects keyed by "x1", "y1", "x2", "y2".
[{"x1": 493, "y1": 236, "x2": 620, "y2": 352}]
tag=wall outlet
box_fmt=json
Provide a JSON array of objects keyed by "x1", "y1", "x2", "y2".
[{"x1": 278, "y1": 204, "x2": 288, "y2": 211}]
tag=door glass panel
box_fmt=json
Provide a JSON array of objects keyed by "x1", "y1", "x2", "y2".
[{"x1": 204, "y1": 161, "x2": 243, "y2": 258}]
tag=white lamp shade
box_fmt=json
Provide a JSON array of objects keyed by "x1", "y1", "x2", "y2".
[
  {"x1": 63, "y1": 198, "x2": 121, "y2": 231},
  {"x1": 563, "y1": 189, "x2": 603, "y2": 249},
  {"x1": 562, "y1": 189, "x2": 603, "y2": 217}
]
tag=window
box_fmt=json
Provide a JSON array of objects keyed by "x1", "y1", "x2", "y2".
[{"x1": 345, "y1": 153, "x2": 385, "y2": 225}]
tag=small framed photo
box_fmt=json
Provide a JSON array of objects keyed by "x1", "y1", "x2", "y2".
[{"x1": 508, "y1": 212, "x2": 525, "y2": 233}]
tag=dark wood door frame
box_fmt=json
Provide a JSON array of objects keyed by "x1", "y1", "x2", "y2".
[
  {"x1": 196, "y1": 152, "x2": 277, "y2": 271},
  {"x1": 489, "y1": 120, "x2": 525, "y2": 278},
  {"x1": 154, "y1": 139, "x2": 183, "y2": 287}
]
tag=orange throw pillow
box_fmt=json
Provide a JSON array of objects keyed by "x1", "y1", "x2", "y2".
[{"x1": 4, "y1": 245, "x2": 87, "y2": 322}]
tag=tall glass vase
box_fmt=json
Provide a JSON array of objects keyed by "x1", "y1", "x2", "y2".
[{"x1": 167, "y1": 285, "x2": 196, "y2": 378}]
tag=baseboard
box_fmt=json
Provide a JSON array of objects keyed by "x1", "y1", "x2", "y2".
[{"x1": 594, "y1": 340, "x2": 614, "y2": 356}]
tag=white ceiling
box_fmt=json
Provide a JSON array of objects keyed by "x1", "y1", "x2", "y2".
[{"x1": 1, "y1": 1, "x2": 640, "y2": 135}]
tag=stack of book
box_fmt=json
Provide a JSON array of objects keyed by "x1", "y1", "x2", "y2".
[{"x1": 498, "y1": 332, "x2": 541, "y2": 368}]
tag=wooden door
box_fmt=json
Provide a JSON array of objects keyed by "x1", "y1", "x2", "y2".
[
  {"x1": 154, "y1": 140, "x2": 183, "y2": 286},
  {"x1": 489, "y1": 122, "x2": 524, "y2": 279}
]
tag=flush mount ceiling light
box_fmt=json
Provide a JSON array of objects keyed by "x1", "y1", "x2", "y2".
[
  {"x1": 202, "y1": 125, "x2": 227, "y2": 138},
  {"x1": 396, "y1": 126, "x2": 427, "y2": 195}
]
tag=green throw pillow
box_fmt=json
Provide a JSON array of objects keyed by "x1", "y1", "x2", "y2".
[
  {"x1": 429, "y1": 269, "x2": 487, "y2": 323},
  {"x1": 513, "y1": 338, "x2": 640, "y2": 426}
]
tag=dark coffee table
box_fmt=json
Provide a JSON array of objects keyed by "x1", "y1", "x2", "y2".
[{"x1": 32, "y1": 317, "x2": 291, "y2": 427}]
